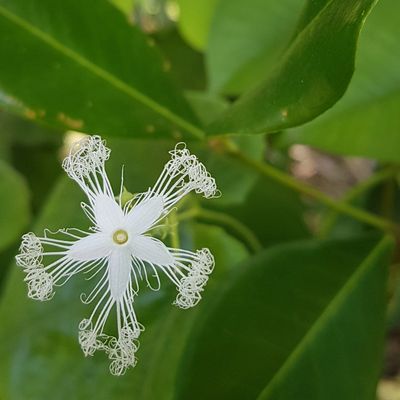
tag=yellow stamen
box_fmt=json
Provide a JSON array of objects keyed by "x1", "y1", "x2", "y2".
[{"x1": 113, "y1": 229, "x2": 128, "y2": 245}]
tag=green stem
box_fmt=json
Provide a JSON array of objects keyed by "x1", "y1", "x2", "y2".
[
  {"x1": 319, "y1": 167, "x2": 398, "y2": 237},
  {"x1": 178, "y1": 207, "x2": 262, "y2": 253},
  {"x1": 226, "y1": 143, "x2": 400, "y2": 236}
]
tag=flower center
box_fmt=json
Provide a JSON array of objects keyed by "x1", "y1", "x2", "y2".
[{"x1": 113, "y1": 229, "x2": 128, "y2": 245}]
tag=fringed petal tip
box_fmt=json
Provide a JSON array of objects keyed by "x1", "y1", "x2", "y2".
[
  {"x1": 167, "y1": 143, "x2": 220, "y2": 199},
  {"x1": 16, "y1": 233, "x2": 55, "y2": 301},
  {"x1": 62, "y1": 135, "x2": 110, "y2": 179},
  {"x1": 25, "y1": 269, "x2": 54, "y2": 301},
  {"x1": 174, "y1": 248, "x2": 215, "y2": 309},
  {"x1": 78, "y1": 319, "x2": 142, "y2": 376},
  {"x1": 16, "y1": 232, "x2": 43, "y2": 269}
]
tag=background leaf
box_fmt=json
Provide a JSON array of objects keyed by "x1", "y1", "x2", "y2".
[
  {"x1": 185, "y1": 92, "x2": 265, "y2": 205},
  {"x1": 207, "y1": 0, "x2": 376, "y2": 136},
  {"x1": 0, "y1": 159, "x2": 29, "y2": 253},
  {"x1": 210, "y1": 176, "x2": 310, "y2": 246},
  {"x1": 177, "y1": 0, "x2": 220, "y2": 52},
  {"x1": 278, "y1": 0, "x2": 400, "y2": 162},
  {"x1": 175, "y1": 235, "x2": 392, "y2": 399},
  {"x1": 206, "y1": 0, "x2": 305, "y2": 94},
  {"x1": 111, "y1": 0, "x2": 135, "y2": 16}
]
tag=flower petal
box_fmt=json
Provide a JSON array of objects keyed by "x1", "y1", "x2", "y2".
[
  {"x1": 126, "y1": 196, "x2": 164, "y2": 235},
  {"x1": 94, "y1": 193, "x2": 124, "y2": 232},
  {"x1": 68, "y1": 232, "x2": 112, "y2": 261},
  {"x1": 130, "y1": 235, "x2": 173, "y2": 265},
  {"x1": 108, "y1": 247, "x2": 132, "y2": 300}
]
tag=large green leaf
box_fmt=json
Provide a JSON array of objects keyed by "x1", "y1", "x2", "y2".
[
  {"x1": 176, "y1": 235, "x2": 392, "y2": 399},
  {"x1": 177, "y1": 0, "x2": 220, "y2": 51},
  {"x1": 0, "y1": 0, "x2": 202, "y2": 139},
  {"x1": 0, "y1": 139, "x2": 248, "y2": 399},
  {"x1": 0, "y1": 159, "x2": 30, "y2": 252},
  {"x1": 279, "y1": 0, "x2": 400, "y2": 162},
  {"x1": 206, "y1": 0, "x2": 305, "y2": 94},
  {"x1": 207, "y1": 0, "x2": 377, "y2": 136}
]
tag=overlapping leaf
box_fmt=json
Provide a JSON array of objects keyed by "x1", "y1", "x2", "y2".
[
  {"x1": 176, "y1": 235, "x2": 392, "y2": 399},
  {"x1": 279, "y1": 0, "x2": 400, "y2": 162},
  {"x1": 207, "y1": 0, "x2": 377, "y2": 136},
  {"x1": 206, "y1": 0, "x2": 305, "y2": 94}
]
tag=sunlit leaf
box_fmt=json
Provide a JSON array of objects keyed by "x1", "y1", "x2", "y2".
[
  {"x1": 111, "y1": 0, "x2": 135, "y2": 16},
  {"x1": 177, "y1": 0, "x2": 220, "y2": 51}
]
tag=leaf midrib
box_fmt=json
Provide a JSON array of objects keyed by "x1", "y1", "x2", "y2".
[
  {"x1": 0, "y1": 4, "x2": 205, "y2": 140},
  {"x1": 256, "y1": 236, "x2": 391, "y2": 399}
]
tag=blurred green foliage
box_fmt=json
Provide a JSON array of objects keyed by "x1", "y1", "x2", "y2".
[{"x1": 0, "y1": 0, "x2": 399, "y2": 399}]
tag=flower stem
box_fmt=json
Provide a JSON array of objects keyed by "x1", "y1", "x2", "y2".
[
  {"x1": 225, "y1": 142, "x2": 400, "y2": 236},
  {"x1": 319, "y1": 167, "x2": 399, "y2": 237},
  {"x1": 178, "y1": 207, "x2": 262, "y2": 253}
]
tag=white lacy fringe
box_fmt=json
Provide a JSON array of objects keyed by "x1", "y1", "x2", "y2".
[
  {"x1": 16, "y1": 233, "x2": 54, "y2": 301},
  {"x1": 135, "y1": 143, "x2": 220, "y2": 216},
  {"x1": 173, "y1": 248, "x2": 215, "y2": 309}
]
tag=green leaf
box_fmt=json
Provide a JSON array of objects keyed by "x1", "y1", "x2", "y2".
[
  {"x1": 0, "y1": 0, "x2": 202, "y2": 139},
  {"x1": 125, "y1": 222, "x2": 248, "y2": 400},
  {"x1": 185, "y1": 92, "x2": 265, "y2": 205},
  {"x1": 177, "y1": 0, "x2": 220, "y2": 51},
  {"x1": 0, "y1": 145, "x2": 248, "y2": 399},
  {"x1": 207, "y1": 0, "x2": 377, "y2": 136},
  {"x1": 152, "y1": 29, "x2": 207, "y2": 92},
  {"x1": 211, "y1": 176, "x2": 310, "y2": 247},
  {"x1": 185, "y1": 90, "x2": 228, "y2": 124},
  {"x1": 0, "y1": 159, "x2": 30, "y2": 252},
  {"x1": 278, "y1": 0, "x2": 400, "y2": 162},
  {"x1": 292, "y1": 0, "x2": 330, "y2": 34},
  {"x1": 0, "y1": 111, "x2": 63, "y2": 211},
  {"x1": 110, "y1": 0, "x2": 135, "y2": 16},
  {"x1": 207, "y1": 0, "x2": 305, "y2": 94},
  {"x1": 176, "y1": 235, "x2": 392, "y2": 399}
]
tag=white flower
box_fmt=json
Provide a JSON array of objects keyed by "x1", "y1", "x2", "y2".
[{"x1": 16, "y1": 135, "x2": 219, "y2": 376}]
